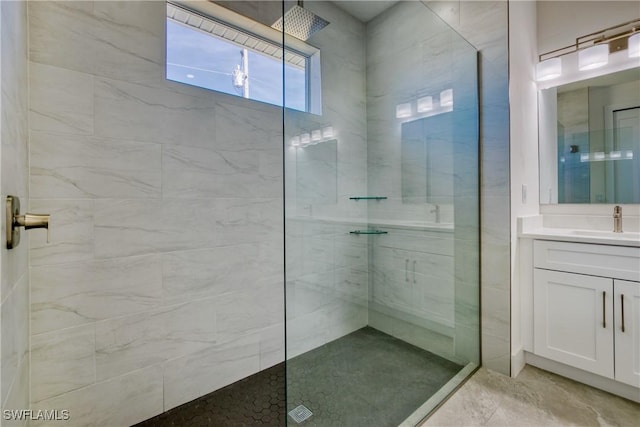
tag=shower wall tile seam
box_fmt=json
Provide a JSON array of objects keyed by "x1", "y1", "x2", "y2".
[{"x1": 29, "y1": 360, "x2": 163, "y2": 404}]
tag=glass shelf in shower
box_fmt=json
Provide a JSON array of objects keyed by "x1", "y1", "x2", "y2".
[
  {"x1": 348, "y1": 196, "x2": 388, "y2": 200},
  {"x1": 349, "y1": 230, "x2": 388, "y2": 235}
]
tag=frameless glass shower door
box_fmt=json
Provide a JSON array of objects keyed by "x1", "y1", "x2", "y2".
[{"x1": 284, "y1": 1, "x2": 479, "y2": 425}]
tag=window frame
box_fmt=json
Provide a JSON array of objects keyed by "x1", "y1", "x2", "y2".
[{"x1": 167, "y1": 1, "x2": 322, "y2": 114}]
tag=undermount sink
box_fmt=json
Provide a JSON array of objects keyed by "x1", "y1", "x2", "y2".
[{"x1": 569, "y1": 229, "x2": 640, "y2": 240}]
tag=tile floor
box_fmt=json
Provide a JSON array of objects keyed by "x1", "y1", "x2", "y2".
[
  {"x1": 135, "y1": 326, "x2": 462, "y2": 426},
  {"x1": 287, "y1": 327, "x2": 461, "y2": 426},
  {"x1": 135, "y1": 364, "x2": 286, "y2": 426},
  {"x1": 424, "y1": 365, "x2": 640, "y2": 427}
]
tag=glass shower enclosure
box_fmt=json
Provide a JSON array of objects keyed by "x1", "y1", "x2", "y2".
[{"x1": 283, "y1": 1, "x2": 479, "y2": 425}]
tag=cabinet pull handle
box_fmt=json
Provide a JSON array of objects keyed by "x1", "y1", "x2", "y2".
[
  {"x1": 405, "y1": 259, "x2": 409, "y2": 282},
  {"x1": 621, "y1": 294, "x2": 625, "y2": 333},
  {"x1": 602, "y1": 291, "x2": 606, "y2": 328},
  {"x1": 412, "y1": 260, "x2": 417, "y2": 283}
]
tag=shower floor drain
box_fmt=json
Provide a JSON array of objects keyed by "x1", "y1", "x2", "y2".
[{"x1": 288, "y1": 405, "x2": 313, "y2": 423}]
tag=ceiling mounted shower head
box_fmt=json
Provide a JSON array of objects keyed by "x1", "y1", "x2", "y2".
[{"x1": 272, "y1": 2, "x2": 329, "y2": 41}]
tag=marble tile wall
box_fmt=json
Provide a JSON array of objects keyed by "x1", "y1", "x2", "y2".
[
  {"x1": 27, "y1": 0, "x2": 372, "y2": 423},
  {"x1": 425, "y1": 0, "x2": 511, "y2": 375},
  {"x1": 365, "y1": 1, "x2": 484, "y2": 367},
  {"x1": 1, "y1": 1, "x2": 31, "y2": 424},
  {"x1": 27, "y1": 1, "x2": 286, "y2": 425},
  {"x1": 284, "y1": 1, "x2": 370, "y2": 357}
]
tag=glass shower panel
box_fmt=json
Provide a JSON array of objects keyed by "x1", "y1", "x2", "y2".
[{"x1": 284, "y1": 1, "x2": 479, "y2": 426}]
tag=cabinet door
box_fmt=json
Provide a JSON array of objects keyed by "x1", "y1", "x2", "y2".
[
  {"x1": 614, "y1": 280, "x2": 640, "y2": 388},
  {"x1": 534, "y1": 269, "x2": 614, "y2": 378}
]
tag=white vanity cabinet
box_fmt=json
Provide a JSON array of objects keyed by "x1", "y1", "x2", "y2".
[
  {"x1": 533, "y1": 240, "x2": 640, "y2": 389},
  {"x1": 614, "y1": 280, "x2": 640, "y2": 387},
  {"x1": 533, "y1": 269, "x2": 614, "y2": 378},
  {"x1": 369, "y1": 226, "x2": 455, "y2": 332}
]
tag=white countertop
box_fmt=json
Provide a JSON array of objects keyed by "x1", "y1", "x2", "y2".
[
  {"x1": 518, "y1": 216, "x2": 640, "y2": 248},
  {"x1": 288, "y1": 216, "x2": 454, "y2": 232}
]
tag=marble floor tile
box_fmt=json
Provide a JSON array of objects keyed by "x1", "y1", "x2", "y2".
[{"x1": 424, "y1": 366, "x2": 640, "y2": 427}]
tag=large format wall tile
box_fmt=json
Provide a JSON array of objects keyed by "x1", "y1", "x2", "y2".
[
  {"x1": 1, "y1": 274, "x2": 29, "y2": 406},
  {"x1": 29, "y1": 1, "x2": 164, "y2": 84},
  {"x1": 1, "y1": 0, "x2": 30, "y2": 420},
  {"x1": 94, "y1": 365, "x2": 164, "y2": 427},
  {"x1": 162, "y1": 244, "x2": 280, "y2": 304},
  {"x1": 31, "y1": 324, "x2": 96, "y2": 403},
  {"x1": 94, "y1": 78, "x2": 218, "y2": 146},
  {"x1": 30, "y1": 131, "x2": 161, "y2": 199},
  {"x1": 29, "y1": 199, "x2": 94, "y2": 266},
  {"x1": 30, "y1": 365, "x2": 163, "y2": 427},
  {"x1": 30, "y1": 255, "x2": 162, "y2": 335},
  {"x1": 27, "y1": 1, "x2": 288, "y2": 421},
  {"x1": 29, "y1": 62, "x2": 94, "y2": 135},
  {"x1": 163, "y1": 337, "x2": 261, "y2": 410},
  {"x1": 163, "y1": 144, "x2": 280, "y2": 199},
  {"x1": 3, "y1": 357, "x2": 29, "y2": 427},
  {"x1": 95, "y1": 309, "x2": 169, "y2": 382}
]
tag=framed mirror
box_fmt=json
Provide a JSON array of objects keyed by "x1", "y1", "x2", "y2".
[{"x1": 539, "y1": 67, "x2": 640, "y2": 204}]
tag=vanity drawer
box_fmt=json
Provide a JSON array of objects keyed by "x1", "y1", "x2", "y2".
[{"x1": 534, "y1": 240, "x2": 640, "y2": 281}]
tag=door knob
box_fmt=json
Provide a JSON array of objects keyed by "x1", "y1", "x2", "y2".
[{"x1": 6, "y1": 195, "x2": 50, "y2": 249}]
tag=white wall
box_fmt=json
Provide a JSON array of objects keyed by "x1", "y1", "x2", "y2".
[
  {"x1": 508, "y1": 0, "x2": 539, "y2": 376},
  {"x1": 1, "y1": 1, "x2": 30, "y2": 424},
  {"x1": 537, "y1": 1, "x2": 640, "y2": 56}
]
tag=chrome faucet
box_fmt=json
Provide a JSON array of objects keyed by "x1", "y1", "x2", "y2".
[
  {"x1": 430, "y1": 204, "x2": 440, "y2": 224},
  {"x1": 613, "y1": 205, "x2": 622, "y2": 233}
]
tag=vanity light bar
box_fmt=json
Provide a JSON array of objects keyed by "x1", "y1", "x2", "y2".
[
  {"x1": 395, "y1": 89, "x2": 454, "y2": 120},
  {"x1": 290, "y1": 126, "x2": 335, "y2": 147},
  {"x1": 536, "y1": 18, "x2": 640, "y2": 82},
  {"x1": 579, "y1": 151, "x2": 634, "y2": 162}
]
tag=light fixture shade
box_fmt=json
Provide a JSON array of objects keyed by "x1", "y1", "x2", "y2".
[
  {"x1": 396, "y1": 103, "x2": 412, "y2": 118},
  {"x1": 290, "y1": 136, "x2": 300, "y2": 147},
  {"x1": 536, "y1": 57, "x2": 562, "y2": 81},
  {"x1": 578, "y1": 44, "x2": 608, "y2": 70},
  {"x1": 311, "y1": 129, "x2": 322, "y2": 142},
  {"x1": 322, "y1": 126, "x2": 334, "y2": 139},
  {"x1": 417, "y1": 96, "x2": 433, "y2": 112},
  {"x1": 440, "y1": 89, "x2": 453, "y2": 107},
  {"x1": 300, "y1": 133, "x2": 311, "y2": 146},
  {"x1": 629, "y1": 33, "x2": 640, "y2": 58}
]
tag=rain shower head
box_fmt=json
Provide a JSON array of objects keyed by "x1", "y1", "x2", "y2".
[{"x1": 272, "y1": 2, "x2": 329, "y2": 41}]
